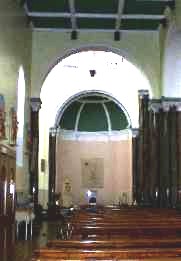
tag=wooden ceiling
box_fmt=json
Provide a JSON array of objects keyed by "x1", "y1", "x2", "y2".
[{"x1": 24, "y1": 0, "x2": 175, "y2": 36}]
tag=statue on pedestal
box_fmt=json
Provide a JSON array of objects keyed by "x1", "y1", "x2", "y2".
[
  {"x1": 0, "y1": 95, "x2": 6, "y2": 140},
  {"x1": 62, "y1": 178, "x2": 73, "y2": 208},
  {"x1": 10, "y1": 107, "x2": 18, "y2": 145}
]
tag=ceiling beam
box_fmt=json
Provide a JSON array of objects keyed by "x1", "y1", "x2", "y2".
[
  {"x1": 68, "y1": 0, "x2": 77, "y2": 31},
  {"x1": 115, "y1": 0, "x2": 125, "y2": 30},
  {"x1": 32, "y1": 27, "x2": 157, "y2": 33},
  {"x1": 25, "y1": 9, "x2": 165, "y2": 20},
  {"x1": 136, "y1": 0, "x2": 173, "y2": 1}
]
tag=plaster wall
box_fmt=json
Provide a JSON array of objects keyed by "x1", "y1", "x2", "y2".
[
  {"x1": 31, "y1": 30, "x2": 161, "y2": 98},
  {"x1": 55, "y1": 138, "x2": 132, "y2": 206},
  {"x1": 163, "y1": 24, "x2": 181, "y2": 97},
  {"x1": 0, "y1": 1, "x2": 32, "y2": 190}
]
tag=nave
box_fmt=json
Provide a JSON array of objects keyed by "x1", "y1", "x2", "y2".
[{"x1": 13, "y1": 206, "x2": 181, "y2": 261}]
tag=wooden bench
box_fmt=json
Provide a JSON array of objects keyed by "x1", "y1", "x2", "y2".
[
  {"x1": 65, "y1": 208, "x2": 181, "y2": 239},
  {"x1": 32, "y1": 207, "x2": 181, "y2": 260},
  {"x1": 32, "y1": 246, "x2": 181, "y2": 260},
  {"x1": 47, "y1": 237, "x2": 181, "y2": 249}
]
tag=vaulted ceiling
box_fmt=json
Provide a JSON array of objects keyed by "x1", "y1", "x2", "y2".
[
  {"x1": 59, "y1": 95, "x2": 129, "y2": 132},
  {"x1": 24, "y1": 0, "x2": 175, "y2": 37}
]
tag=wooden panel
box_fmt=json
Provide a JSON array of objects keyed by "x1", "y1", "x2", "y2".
[{"x1": 0, "y1": 144, "x2": 16, "y2": 261}]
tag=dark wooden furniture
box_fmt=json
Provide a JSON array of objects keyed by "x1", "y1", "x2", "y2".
[
  {"x1": 47, "y1": 237, "x2": 181, "y2": 249},
  {"x1": 32, "y1": 247, "x2": 181, "y2": 260},
  {"x1": 0, "y1": 144, "x2": 16, "y2": 260},
  {"x1": 32, "y1": 207, "x2": 181, "y2": 260}
]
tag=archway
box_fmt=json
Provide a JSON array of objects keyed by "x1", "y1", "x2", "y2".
[
  {"x1": 54, "y1": 91, "x2": 132, "y2": 207},
  {"x1": 39, "y1": 50, "x2": 152, "y2": 208}
]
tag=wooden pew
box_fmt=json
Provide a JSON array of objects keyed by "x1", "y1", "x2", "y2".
[
  {"x1": 47, "y1": 237, "x2": 181, "y2": 249},
  {"x1": 65, "y1": 208, "x2": 181, "y2": 239},
  {"x1": 32, "y1": 246, "x2": 181, "y2": 260},
  {"x1": 32, "y1": 207, "x2": 181, "y2": 260}
]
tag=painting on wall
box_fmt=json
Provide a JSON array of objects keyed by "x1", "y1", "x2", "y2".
[{"x1": 81, "y1": 158, "x2": 104, "y2": 188}]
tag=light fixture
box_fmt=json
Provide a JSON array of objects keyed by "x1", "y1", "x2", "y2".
[
  {"x1": 89, "y1": 69, "x2": 96, "y2": 77},
  {"x1": 114, "y1": 31, "x2": 120, "y2": 41},
  {"x1": 71, "y1": 30, "x2": 78, "y2": 40}
]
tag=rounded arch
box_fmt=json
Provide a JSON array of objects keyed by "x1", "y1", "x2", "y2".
[
  {"x1": 39, "y1": 48, "x2": 152, "y2": 208},
  {"x1": 41, "y1": 44, "x2": 152, "y2": 94},
  {"x1": 40, "y1": 48, "x2": 152, "y2": 128},
  {"x1": 54, "y1": 90, "x2": 132, "y2": 129}
]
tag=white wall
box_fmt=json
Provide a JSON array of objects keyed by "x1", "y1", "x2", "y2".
[
  {"x1": 163, "y1": 23, "x2": 181, "y2": 97},
  {"x1": 31, "y1": 30, "x2": 161, "y2": 98},
  {"x1": 0, "y1": 1, "x2": 32, "y2": 191}
]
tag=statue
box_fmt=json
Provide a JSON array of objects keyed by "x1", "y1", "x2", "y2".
[
  {"x1": 10, "y1": 107, "x2": 18, "y2": 145},
  {"x1": 62, "y1": 178, "x2": 73, "y2": 208},
  {"x1": 0, "y1": 95, "x2": 6, "y2": 140}
]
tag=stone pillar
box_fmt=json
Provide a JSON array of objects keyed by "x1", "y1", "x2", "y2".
[
  {"x1": 138, "y1": 90, "x2": 150, "y2": 205},
  {"x1": 168, "y1": 104, "x2": 177, "y2": 207},
  {"x1": 176, "y1": 103, "x2": 181, "y2": 208},
  {"x1": 176, "y1": 103, "x2": 181, "y2": 207},
  {"x1": 149, "y1": 101, "x2": 161, "y2": 207},
  {"x1": 29, "y1": 97, "x2": 41, "y2": 207},
  {"x1": 159, "y1": 102, "x2": 170, "y2": 208},
  {"x1": 48, "y1": 127, "x2": 57, "y2": 205},
  {"x1": 132, "y1": 128, "x2": 139, "y2": 203}
]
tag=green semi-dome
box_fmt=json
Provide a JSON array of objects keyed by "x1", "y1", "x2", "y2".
[{"x1": 59, "y1": 95, "x2": 129, "y2": 132}]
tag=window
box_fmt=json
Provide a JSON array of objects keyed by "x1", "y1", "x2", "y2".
[{"x1": 16, "y1": 66, "x2": 25, "y2": 167}]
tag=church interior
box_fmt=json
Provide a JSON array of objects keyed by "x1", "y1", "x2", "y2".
[{"x1": 2, "y1": 0, "x2": 181, "y2": 260}]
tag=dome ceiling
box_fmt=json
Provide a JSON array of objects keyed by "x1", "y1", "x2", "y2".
[{"x1": 59, "y1": 95, "x2": 129, "y2": 132}]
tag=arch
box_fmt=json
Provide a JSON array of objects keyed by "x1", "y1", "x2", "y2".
[
  {"x1": 39, "y1": 49, "x2": 152, "y2": 207},
  {"x1": 54, "y1": 90, "x2": 132, "y2": 129},
  {"x1": 41, "y1": 45, "x2": 152, "y2": 94},
  {"x1": 40, "y1": 49, "x2": 152, "y2": 128}
]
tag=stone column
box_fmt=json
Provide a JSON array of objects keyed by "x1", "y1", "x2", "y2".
[
  {"x1": 158, "y1": 102, "x2": 170, "y2": 207},
  {"x1": 168, "y1": 104, "x2": 177, "y2": 207},
  {"x1": 149, "y1": 101, "x2": 161, "y2": 207},
  {"x1": 176, "y1": 103, "x2": 181, "y2": 207},
  {"x1": 48, "y1": 127, "x2": 57, "y2": 205},
  {"x1": 29, "y1": 97, "x2": 41, "y2": 207},
  {"x1": 132, "y1": 128, "x2": 139, "y2": 203},
  {"x1": 138, "y1": 90, "x2": 150, "y2": 205}
]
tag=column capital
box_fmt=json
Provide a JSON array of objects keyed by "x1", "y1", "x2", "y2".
[
  {"x1": 132, "y1": 128, "x2": 139, "y2": 138},
  {"x1": 49, "y1": 127, "x2": 57, "y2": 137},
  {"x1": 161, "y1": 101, "x2": 171, "y2": 112},
  {"x1": 138, "y1": 89, "x2": 149, "y2": 99},
  {"x1": 30, "y1": 97, "x2": 42, "y2": 112},
  {"x1": 162, "y1": 101, "x2": 181, "y2": 112},
  {"x1": 174, "y1": 102, "x2": 181, "y2": 112},
  {"x1": 149, "y1": 100, "x2": 162, "y2": 113}
]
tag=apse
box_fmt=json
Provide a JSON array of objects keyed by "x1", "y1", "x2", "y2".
[
  {"x1": 39, "y1": 50, "x2": 152, "y2": 207},
  {"x1": 55, "y1": 94, "x2": 132, "y2": 206}
]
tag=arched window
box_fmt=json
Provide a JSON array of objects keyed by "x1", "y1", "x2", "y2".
[{"x1": 16, "y1": 66, "x2": 25, "y2": 167}]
